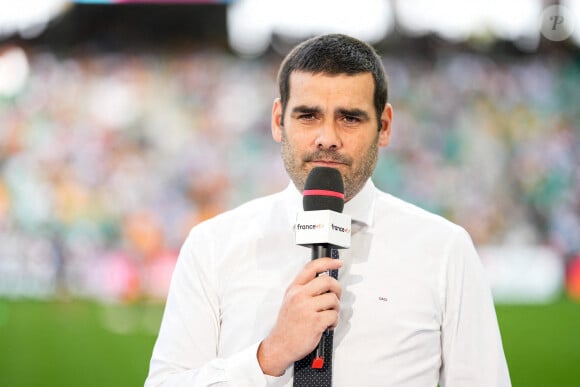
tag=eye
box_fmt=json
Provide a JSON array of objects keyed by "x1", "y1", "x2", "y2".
[
  {"x1": 342, "y1": 115, "x2": 361, "y2": 124},
  {"x1": 297, "y1": 113, "x2": 317, "y2": 122}
]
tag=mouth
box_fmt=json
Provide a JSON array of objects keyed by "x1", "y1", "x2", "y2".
[
  {"x1": 309, "y1": 160, "x2": 347, "y2": 167},
  {"x1": 303, "y1": 151, "x2": 352, "y2": 169}
]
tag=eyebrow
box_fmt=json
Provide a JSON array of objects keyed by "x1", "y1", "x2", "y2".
[
  {"x1": 291, "y1": 105, "x2": 321, "y2": 115},
  {"x1": 291, "y1": 105, "x2": 371, "y2": 120},
  {"x1": 337, "y1": 108, "x2": 370, "y2": 121}
]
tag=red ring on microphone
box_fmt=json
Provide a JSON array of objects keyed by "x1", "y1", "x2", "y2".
[{"x1": 303, "y1": 189, "x2": 344, "y2": 199}]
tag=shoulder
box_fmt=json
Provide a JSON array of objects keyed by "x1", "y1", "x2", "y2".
[
  {"x1": 188, "y1": 191, "x2": 286, "y2": 238},
  {"x1": 373, "y1": 189, "x2": 465, "y2": 238},
  {"x1": 373, "y1": 190, "x2": 482, "y2": 274}
]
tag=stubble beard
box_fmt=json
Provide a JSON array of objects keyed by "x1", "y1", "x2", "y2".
[{"x1": 280, "y1": 129, "x2": 379, "y2": 202}]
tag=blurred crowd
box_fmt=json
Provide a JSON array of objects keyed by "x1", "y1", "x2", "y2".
[{"x1": 0, "y1": 45, "x2": 578, "y2": 302}]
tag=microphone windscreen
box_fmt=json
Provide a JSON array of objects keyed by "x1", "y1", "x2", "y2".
[{"x1": 303, "y1": 167, "x2": 344, "y2": 213}]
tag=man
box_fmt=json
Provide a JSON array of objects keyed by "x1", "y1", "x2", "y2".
[{"x1": 145, "y1": 34, "x2": 511, "y2": 386}]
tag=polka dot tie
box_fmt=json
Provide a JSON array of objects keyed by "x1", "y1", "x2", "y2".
[{"x1": 293, "y1": 248, "x2": 339, "y2": 387}]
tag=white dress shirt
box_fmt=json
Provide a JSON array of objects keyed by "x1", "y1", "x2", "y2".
[{"x1": 145, "y1": 180, "x2": 511, "y2": 387}]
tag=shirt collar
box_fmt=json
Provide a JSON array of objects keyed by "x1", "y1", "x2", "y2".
[
  {"x1": 344, "y1": 179, "x2": 375, "y2": 229},
  {"x1": 283, "y1": 179, "x2": 376, "y2": 230}
]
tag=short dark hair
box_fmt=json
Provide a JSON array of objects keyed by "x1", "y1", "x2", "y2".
[{"x1": 277, "y1": 34, "x2": 388, "y2": 129}]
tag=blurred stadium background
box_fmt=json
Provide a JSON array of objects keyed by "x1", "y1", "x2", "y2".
[{"x1": 0, "y1": 1, "x2": 579, "y2": 386}]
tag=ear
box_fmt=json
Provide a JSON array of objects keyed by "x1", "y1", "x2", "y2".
[
  {"x1": 271, "y1": 98, "x2": 283, "y2": 143},
  {"x1": 378, "y1": 103, "x2": 393, "y2": 147}
]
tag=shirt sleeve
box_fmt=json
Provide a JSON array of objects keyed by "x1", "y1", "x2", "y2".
[
  {"x1": 439, "y1": 227, "x2": 511, "y2": 387},
  {"x1": 144, "y1": 229, "x2": 269, "y2": 387}
]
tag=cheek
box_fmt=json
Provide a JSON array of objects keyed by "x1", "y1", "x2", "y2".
[
  {"x1": 281, "y1": 136, "x2": 303, "y2": 164},
  {"x1": 294, "y1": 130, "x2": 314, "y2": 145},
  {"x1": 287, "y1": 132, "x2": 313, "y2": 153},
  {"x1": 351, "y1": 139, "x2": 379, "y2": 163},
  {"x1": 349, "y1": 140, "x2": 369, "y2": 156}
]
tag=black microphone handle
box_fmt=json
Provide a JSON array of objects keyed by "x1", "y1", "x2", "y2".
[
  {"x1": 311, "y1": 244, "x2": 333, "y2": 260},
  {"x1": 311, "y1": 243, "x2": 335, "y2": 366}
]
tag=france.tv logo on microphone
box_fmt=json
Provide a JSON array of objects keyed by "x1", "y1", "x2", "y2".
[
  {"x1": 295, "y1": 211, "x2": 351, "y2": 249},
  {"x1": 296, "y1": 223, "x2": 324, "y2": 230},
  {"x1": 331, "y1": 223, "x2": 350, "y2": 234}
]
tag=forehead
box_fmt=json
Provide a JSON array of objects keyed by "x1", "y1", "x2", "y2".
[{"x1": 287, "y1": 71, "x2": 375, "y2": 108}]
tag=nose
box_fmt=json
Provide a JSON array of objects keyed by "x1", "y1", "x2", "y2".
[{"x1": 315, "y1": 121, "x2": 341, "y2": 150}]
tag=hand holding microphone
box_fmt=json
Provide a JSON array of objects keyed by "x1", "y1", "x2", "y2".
[
  {"x1": 298, "y1": 166, "x2": 350, "y2": 369},
  {"x1": 258, "y1": 257, "x2": 343, "y2": 376},
  {"x1": 257, "y1": 167, "x2": 351, "y2": 376}
]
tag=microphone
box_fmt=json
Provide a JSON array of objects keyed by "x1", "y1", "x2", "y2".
[
  {"x1": 303, "y1": 166, "x2": 344, "y2": 214},
  {"x1": 295, "y1": 167, "x2": 351, "y2": 250},
  {"x1": 295, "y1": 166, "x2": 351, "y2": 369}
]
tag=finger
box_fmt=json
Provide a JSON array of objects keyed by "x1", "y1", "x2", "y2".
[
  {"x1": 313, "y1": 291, "x2": 341, "y2": 313},
  {"x1": 292, "y1": 257, "x2": 343, "y2": 286},
  {"x1": 304, "y1": 275, "x2": 342, "y2": 299},
  {"x1": 314, "y1": 309, "x2": 340, "y2": 332}
]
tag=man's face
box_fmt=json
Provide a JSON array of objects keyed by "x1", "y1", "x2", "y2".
[{"x1": 272, "y1": 71, "x2": 392, "y2": 201}]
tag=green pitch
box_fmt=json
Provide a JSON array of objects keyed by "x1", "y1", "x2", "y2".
[
  {"x1": 0, "y1": 298, "x2": 578, "y2": 387},
  {"x1": 0, "y1": 300, "x2": 160, "y2": 387},
  {"x1": 495, "y1": 299, "x2": 580, "y2": 387}
]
